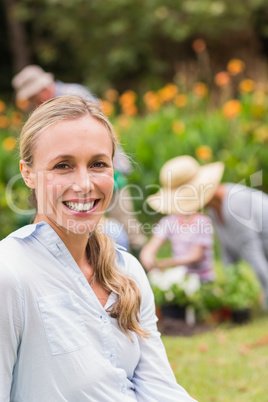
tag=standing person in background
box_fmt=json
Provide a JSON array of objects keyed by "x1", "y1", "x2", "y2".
[
  {"x1": 0, "y1": 95, "x2": 196, "y2": 401},
  {"x1": 12, "y1": 65, "x2": 147, "y2": 255},
  {"x1": 140, "y1": 155, "x2": 223, "y2": 283},
  {"x1": 12, "y1": 64, "x2": 98, "y2": 108}
]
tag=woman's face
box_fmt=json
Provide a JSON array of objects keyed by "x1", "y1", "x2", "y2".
[{"x1": 21, "y1": 115, "x2": 114, "y2": 235}]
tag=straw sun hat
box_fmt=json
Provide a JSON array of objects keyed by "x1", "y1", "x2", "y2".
[
  {"x1": 12, "y1": 65, "x2": 54, "y2": 101},
  {"x1": 147, "y1": 155, "x2": 224, "y2": 215}
]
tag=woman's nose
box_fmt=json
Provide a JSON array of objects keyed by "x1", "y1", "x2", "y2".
[{"x1": 72, "y1": 169, "x2": 93, "y2": 194}]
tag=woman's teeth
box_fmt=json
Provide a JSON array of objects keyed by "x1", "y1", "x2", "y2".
[{"x1": 64, "y1": 201, "x2": 95, "y2": 212}]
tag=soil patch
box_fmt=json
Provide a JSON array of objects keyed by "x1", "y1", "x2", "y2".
[{"x1": 158, "y1": 317, "x2": 214, "y2": 337}]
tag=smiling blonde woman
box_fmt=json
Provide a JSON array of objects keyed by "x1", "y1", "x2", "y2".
[{"x1": 0, "y1": 95, "x2": 196, "y2": 401}]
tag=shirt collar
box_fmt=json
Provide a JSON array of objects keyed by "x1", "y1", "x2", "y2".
[
  {"x1": 8, "y1": 222, "x2": 66, "y2": 257},
  {"x1": 7, "y1": 221, "x2": 47, "y2": 239},
  {"x1": 8, "y1": 221, "x2": 125, "y2": 268}
]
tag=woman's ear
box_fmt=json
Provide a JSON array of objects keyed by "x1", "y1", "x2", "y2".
[{"x1": 20, "y1": 160, "x2": 35, "y2": 189}]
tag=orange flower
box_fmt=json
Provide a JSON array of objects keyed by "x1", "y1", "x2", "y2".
[
  {"x1": 101, "y1": 100, "x2": 114, "y2": 117},
  {"x1": 222, "y1": 99, "x2": 242, "y2": 119},
  {"x1": 119, "y1": 90, "x2": 138, "y2": 115},
  {"x1": 2, "y1": 137, "x2": 17, "y2": 151},
  {"x1": 104, "y1": 88, "x2": 119, "y2": 102},
  {"x1": 158, "y1": 84, "x2": 178, "y2": 102},
  {"x1": 227, "y1": 59, "x2": 245, "y2": 76},
  {"x1": 193, "y1": 82, "x2": 208, "y2": 98},
  {"x1": 174, "y1": 94, "x2": 188, "y2": 108},
  {"x1": 122, "y1": 104, "x2": 138, "y2": 116},
  {"x1": 192, "y1": 39, "x2": 206, "y2": 53},
  {"x1": 143, "y1": 91, "x2": 161, "y2": 112},
  {"x1": 16, "y1": 98, "x2": 30, "y2": 111},
  {"x1": 0, "y1": 100, "x2": 6, "y2": 113},
  {"x1": 119, "y1": 90, "x2": 137, "y2": 106},
  {"x1": 172, "y1": 120, "x2": 185, "y2": 135},
  {"x1": 195, "y1": 145, "x2": 213, "y2": 161},
  {"x1": 214, "y1": 72, "x2": 230, "y2": 86},
  {"x1": 0, "y1": 115, "x2": 9, "y2": 128},
  {"x1": 11, "y1": 111, "x2": 23, "y2": 126},
  {"x1": 239, "y1": 79, "x2": 255, "y2": 93}
]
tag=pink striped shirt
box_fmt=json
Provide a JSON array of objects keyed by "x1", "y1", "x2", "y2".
[{"x1": 153, "y1": 214, "x2": 215, "y2": 282}]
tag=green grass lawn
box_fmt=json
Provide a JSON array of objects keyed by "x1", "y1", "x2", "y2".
[{"x1": 163, "y1": 314, "x2": 268, "y2": 401}]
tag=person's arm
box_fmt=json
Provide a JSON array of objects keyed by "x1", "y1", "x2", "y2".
[
  {"x1": 129, "y1": 256, "x2": 196, "y2": 401},
  {"x1": 156, "y1": 244, "x2": 204, "y2": 270},
  {"x1": 0, "y1": 265, "x2": 24, "y2": 401},
  {"x1": 139, "y1": 236, "x2": 166, "y2": 271},
  {"x1": 238, "y1": 236, "x2": 268, "y2": 296}
]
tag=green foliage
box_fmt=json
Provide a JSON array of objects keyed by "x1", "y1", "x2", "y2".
[
  {"x1": 221, "y1": 262, "x2": 262, "y2": 309},
  {"x1": 3, "y1": 0, "x2": 268, "y2": 93},
  {"x1": 0, "y1": 106, "x2": 32, "y2": 238},
  {"x1": 198, "y1": 281, "x2": 224, "y2": 311},
  {"x1": 197, "y1": 261, "x2": 261, "y2": 318},
  {"x1": 148, "y1": 261, "x2": 261, "y2": 321},
  {"x1": 2, "y1": 62, "x2": 268, "y2": 241},
  {"x1": 114, "y1": 86, "x2": 268, "y2": 224}
]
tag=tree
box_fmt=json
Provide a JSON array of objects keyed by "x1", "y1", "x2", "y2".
[{"x1": 3, "y1": 0, "x2": 31, "y2": 73}]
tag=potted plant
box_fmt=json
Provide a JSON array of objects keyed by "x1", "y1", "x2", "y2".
[
  {"x1": 198, "y1": 280, "x2": 229, "y2": 323},
  {"x1": 148, "y1": 266, "x2": 201, "y2": 323},
  {"x1": 220, "y1": 261, "x2": 262, "y2": 323}
]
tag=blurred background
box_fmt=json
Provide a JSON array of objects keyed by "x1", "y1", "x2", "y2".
[
  {"x1": 2, "y1": 0, "x2": 268, "y2": 237},
  {"x1": 2, "y1": 2, "x2": 268, "y2": 400},
  {"x1": 1, "y1": 0, "x2": 268, "y2": 96}
]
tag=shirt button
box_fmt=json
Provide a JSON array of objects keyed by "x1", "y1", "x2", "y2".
[
  {"x1": 121, "y1": 385, "x2": 127, "y2": 394},
  {"x1": 109, "y1": 354, "x2": 116, "y2": 364},
  {"x1": 100, "y1": 315, "x2": 108, "y2": 323}
]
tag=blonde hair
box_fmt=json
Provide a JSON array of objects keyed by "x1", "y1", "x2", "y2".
[{"x1": 20, "y1": 95, "x2": 148, "y2": 340}]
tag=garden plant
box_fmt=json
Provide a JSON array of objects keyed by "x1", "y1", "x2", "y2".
[{"x1": 2, "y1": 57, "x2": 268, "y2": 239}]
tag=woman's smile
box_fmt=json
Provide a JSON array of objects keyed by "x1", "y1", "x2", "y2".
[{"x1": 62, "y1": 199, "x2": 99, "y2": 213}]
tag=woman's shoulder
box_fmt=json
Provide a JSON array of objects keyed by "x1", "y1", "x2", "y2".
[
  {"x1": 0, "y1": 224, "x2": 38, "y2": 268},
  {"x1": 115, "y1": 247, "x2": 147, "y2": 278},
  {"x1": 1, "y1": 223, "x2": 38, "y2": 242},
  {"x1": 115, "y1": 246, "x2": 142, "y2": 272}
]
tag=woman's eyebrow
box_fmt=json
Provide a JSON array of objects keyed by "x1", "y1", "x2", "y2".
[
  {"x1": 50, "y1": 154, "x2": 74, "y2": 163},
  {"x1": 50, "y1": 153, "x2": 111, "y2": 164},
  {"x1": 91, "y1": 153, "x2": 112, "y2": 159}
]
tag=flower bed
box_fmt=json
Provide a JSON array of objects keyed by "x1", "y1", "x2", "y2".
[{"x1": 148, "y1": 261, "x2": 262, "y2": 324}]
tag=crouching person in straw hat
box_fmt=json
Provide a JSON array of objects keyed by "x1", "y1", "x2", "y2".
[{"x1": 140, "y1": 156, "x2": 224, "y2": 283}]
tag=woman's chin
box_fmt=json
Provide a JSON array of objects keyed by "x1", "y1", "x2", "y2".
[{"x1": 63, "y1": 218, "x2": 100, "y2": 236}]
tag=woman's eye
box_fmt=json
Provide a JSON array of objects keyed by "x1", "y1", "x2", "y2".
[
  {"x1": 92, "y1": 161, "x2": 108, "y2": 168},
  {"x1": 54, "y1": 163, "x2": 70, "y2": 170}
]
